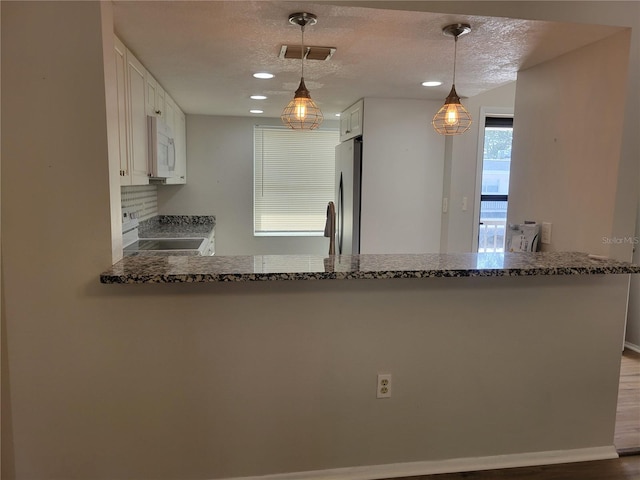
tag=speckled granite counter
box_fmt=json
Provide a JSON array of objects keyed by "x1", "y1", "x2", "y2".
[
  {"x1": 100, "y1": 251, "x2": 640, "y2": 284},
  {"x1": 138, "y1": 215, "x2": 215, "y2": 238}
]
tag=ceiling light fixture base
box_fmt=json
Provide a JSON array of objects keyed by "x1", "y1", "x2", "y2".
[
  {"x1": 442, "y1": 23, "x2": 471, "y2": 39},
  {"x1": 288, "y1": 12, "x2": 317, "y2": 28}
]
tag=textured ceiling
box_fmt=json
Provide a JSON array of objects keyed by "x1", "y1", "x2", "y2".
[{"x1": 112, "y1": 1, "x2": 623, "y2": 118}]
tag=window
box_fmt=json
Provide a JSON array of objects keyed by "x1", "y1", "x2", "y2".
[
  {"x1": 254, "y1": 126, "x2": 339, "y2": 236},
  {"x1": 478, "y1": 116, "x2": 513, "y2": 252}
]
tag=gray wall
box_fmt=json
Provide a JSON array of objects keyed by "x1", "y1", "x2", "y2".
[
  {"x1": 158, "y1": 115, "x2": 338, "y2": 255},
  {"x1": 441, "y1": 82, "x2": 516, "y2": 253},
  {"x1": 508, "y1": 30, "x2": 631, "y2": 255},
  {"x1": 2, "y1": 1, "x2": 639, "y2": 479},
  {"x1": 354, "y1": 0, "x2": 640, "y2": 350},
  {"x1": 360, "y1": 98, "x2": 445, "y2": 253},
  {"x1": 161, "y1": 99, "x2": 447, "y2": 256}
]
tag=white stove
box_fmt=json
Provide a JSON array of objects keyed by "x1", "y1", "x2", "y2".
[{"x1": 122, "y1": 212, "x2": 208, "y2": 256}]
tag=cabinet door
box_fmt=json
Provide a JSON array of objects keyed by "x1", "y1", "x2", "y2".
[
  {"x1": 145, "y1": 73, "x2": 156, "y2": 116},
  {"x1": 339, "y1": 99, "x2": 364, "y2": 142},
  {"x1": 348, "y1": 102, "x2": 363, "y2": 137},
  {"x1": 155, "y1": 84, "x2": 165, "y2": 118},
  {"x1": 126, "y1": 49, "x2": 149, "y2": 185},
  {"x1": 164, "y1": 94, "x2": 176, "y2": 133},
  {"x1": 340, "y1": 114, "x2": 350, "y2": 138},
  {"x1": 114, "y1": 36, "x2": 130, "y2": 185}
]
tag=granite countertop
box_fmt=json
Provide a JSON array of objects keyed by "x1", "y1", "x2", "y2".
[
  {"x1": 138, "y1": 215, "x2": 215, "y2": 239},
  {"x1": 100, "y1": 251, "x2": 640, "y2": 284}
]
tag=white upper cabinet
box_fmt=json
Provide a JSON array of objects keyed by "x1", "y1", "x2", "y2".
[
  {"x1": 168, "y1": 106, "x2": 187, "y2": 184},
  {"x1": 113, "y1": 36, "x2": 150, "y2": 186},
  {"x1": 125, "y1": 47, "x2": 150, "y2": 185},
  {"x1": 113, "y1": 35, "x2": 187, "y2": 185},
  {"x1": 163, "y1": 96, "x2": 187, "y2": 184},
  {"x1": 114, "y1": 36, "x2": 130, "y2": 185},
  {"x1": 340, "y1": 99, "x2": 363, "y2": 142},
  {"x1": 145, "y1": 73, "x2": 165, "y2": 118},
  {"x1": 164, "y1": 93, "x2": 176, "y2": 130}
]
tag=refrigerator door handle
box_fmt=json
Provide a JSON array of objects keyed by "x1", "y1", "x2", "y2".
[{"x1": 338, "y1": 173, "x2": 344, "y2": 254}]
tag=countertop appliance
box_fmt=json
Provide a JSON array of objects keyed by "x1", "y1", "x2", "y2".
[
  {"x1": 335, "y1": 136, "x2": 362, "y2": 254},
  {"x1": 148, "y1": 115, "x2": 176, "y2": 178},
  {"x1": 506, "y1": 223, "x2": 540, "y2": 252},
  {"x1": 122, "y1": 213, "x2": 209, "y2": 256}
]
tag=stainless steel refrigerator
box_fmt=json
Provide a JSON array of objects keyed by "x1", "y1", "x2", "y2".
[{"x1": 335, "y1": 137, "x2": 362, "y2": 254}]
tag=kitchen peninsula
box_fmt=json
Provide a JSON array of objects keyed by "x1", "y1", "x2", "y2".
[
  {"x1": 98, "y1": 251, "x2": 638, "y2": 477},
  {"x1": 101, "y1": 251, "x2": 638, "y2": 283}
]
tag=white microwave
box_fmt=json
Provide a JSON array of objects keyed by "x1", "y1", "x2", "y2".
[{"x1": 148, "y1": 115, "x2": 176, "y2": 178}]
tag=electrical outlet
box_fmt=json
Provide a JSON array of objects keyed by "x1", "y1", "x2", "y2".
[{"x1": 377, "y1": 373, "x2": 392, "y2": 399}]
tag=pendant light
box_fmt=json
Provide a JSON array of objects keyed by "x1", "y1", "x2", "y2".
[
  {"x1": 432, "y1": 23, "x2": 472, "y2": 136},
  {"x1": 281, "y1": 12, "x2": 324, "y2": 130}
]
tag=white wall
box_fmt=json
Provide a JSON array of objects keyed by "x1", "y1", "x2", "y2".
[
  {"x1": 157, "y1": 115, "x2": 338, "y2": 255},
  {"x1": 360, "y1": 98, "x2": 444, "y2": 253},
  {"x1": 2, "y1": 2, "x2": 639, "y2": 479},
  {"x1": 508, "y1": 31, "x2": 631, "y2": 256},
  {"x1": 162, "y1": 99, "x2": 446, "y2": 256},
  {"x1": 442, "y1": 82, "x2": 516, "y2": 253},
  {"x1": 356, "y1": 0, "x2": 640, "y2": 349}
]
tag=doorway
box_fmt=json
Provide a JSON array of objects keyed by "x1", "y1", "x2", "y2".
[{"x1": 475, "y1": 114, "x2": 513, "y2": 253}]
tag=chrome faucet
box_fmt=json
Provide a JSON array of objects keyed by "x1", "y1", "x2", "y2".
[{"x1": 324, "y1": 201, "x2": 336, "y2": 255}]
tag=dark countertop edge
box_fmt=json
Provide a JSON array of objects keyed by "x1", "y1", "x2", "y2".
[{"x1": 100, "y1": 266, "x2": 640, "y2": 284}]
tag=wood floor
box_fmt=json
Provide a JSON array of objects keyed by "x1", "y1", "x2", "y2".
[
  {"x1": 399, "y1": 456, "x2": 640, "y2": 480},
  {"x1": 382, "y1": 350, "x2": 640, "y2": 480},
  {"x1": 615, "y1": 348, "x2": 640, "y2": 454}
]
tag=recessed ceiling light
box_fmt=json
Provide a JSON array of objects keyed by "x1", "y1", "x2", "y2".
[
  {"x1": 253, "y1": 72, "x2": 274, "y2": 79},
  {"x1": 335, "y1": 113, "x2": 341, "y2": 117},
  {"x1": 422, "y1": 81, "x2": 442, "y2": 87},
  {"x1": 250, "y1": 109, "x2": 264, "y2": 114},
  {"x1": 250, "y1": 95, "x2": 267, "y2": 100}
]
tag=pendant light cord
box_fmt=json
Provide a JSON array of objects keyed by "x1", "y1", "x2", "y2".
[
  {"x1": 452, "y1": 35, "x2": 458, "y2": 85},
  {"x1": 300, "y1": 24, "x2": 305, "y2": 79}
]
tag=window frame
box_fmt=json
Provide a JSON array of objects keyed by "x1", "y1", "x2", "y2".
[
  {"x1": 472, "y1": 107, "x2": 514, "y2": 252},
  {"x1": 253, "y1": 125, "x2": 339, "y2": 237}
]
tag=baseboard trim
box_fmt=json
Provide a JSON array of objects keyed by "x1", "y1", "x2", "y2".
[
  {"x1": 223, "y1": 446, "x2": 618, "y2": 480},
  {"x1": 624, "y1": 341, "x2": 640, "y2": 354}
]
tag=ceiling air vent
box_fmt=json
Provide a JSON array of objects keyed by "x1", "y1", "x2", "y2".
[{"x1": 279, "y1": 45, "x2": 336, "y2": 61}]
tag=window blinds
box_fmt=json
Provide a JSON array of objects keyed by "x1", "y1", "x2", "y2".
[{"x1": 254, "y1": 126, "x2": 339, "y2": 235}]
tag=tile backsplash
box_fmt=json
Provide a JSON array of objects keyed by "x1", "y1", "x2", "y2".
[{"x1": 121, "y1": 185, "x2": 158, "y2": 222}]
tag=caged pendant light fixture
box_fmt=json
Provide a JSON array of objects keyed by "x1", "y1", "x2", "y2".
[
  {"x1": 281, "y1": 12, "x2": 324, "y2": 130},
  {"x1": 432, "y1": 23, "x2": 472, "y2": 136}
]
